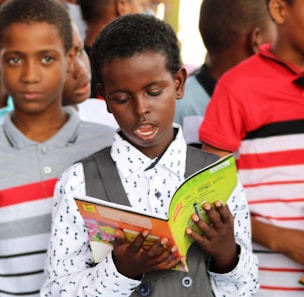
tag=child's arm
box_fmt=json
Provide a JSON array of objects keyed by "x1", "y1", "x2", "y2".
[{"x1": 251, "y1": 217, "x2": 304, "y2": 265}]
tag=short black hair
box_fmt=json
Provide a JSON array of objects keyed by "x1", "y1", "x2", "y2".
[
  {"x1": 200, "y1": 0, "x2": 271, "y2": 53},
  {"x1": 0, "y1": 0, "x2": 72, "y2": 53},
  {"x1": 78, "y1": 0, "x2": 112, "y2": 24},
  {"x1": 91, "y1": 14, "x2": 182, "y2": 87}
]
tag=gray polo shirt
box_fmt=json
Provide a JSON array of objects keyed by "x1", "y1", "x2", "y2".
[{"x1": 0, "y1": 106, "x2": 115, "y2": 297}]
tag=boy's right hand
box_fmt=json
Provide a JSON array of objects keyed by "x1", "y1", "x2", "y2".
[{"x1": 112, "y1": 229, "x2": 183, "y2": 279}]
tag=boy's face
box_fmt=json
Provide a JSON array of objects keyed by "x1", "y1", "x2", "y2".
[
  {"x1": 99, "y1": 52, "x2": 186, "y2": 159},
  {"x1": 270, "y1": 0, "x2": 304, "y2": 58},
  {"x1": 62, "y1": 22, "x2": 91, "y2": 105},
  {"x1": 0, "y1": 22, "x2": 75, "y2": 114}
]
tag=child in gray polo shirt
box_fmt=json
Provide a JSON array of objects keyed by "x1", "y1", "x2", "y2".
[{"x1": 0, "y1": 1, "x2": 114, "y2": 296}]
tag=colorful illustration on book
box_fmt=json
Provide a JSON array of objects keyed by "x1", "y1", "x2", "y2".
[{"x1": 86, "y1": 219, "x2": 116, "y2": 244}]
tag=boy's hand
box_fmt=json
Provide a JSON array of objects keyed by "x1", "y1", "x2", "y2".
[
  {"x1": 186, "y1": 200, "x2": 238, "y2": 273},
  {"x1": 112, "y1": 230, "x2": 183, "y2": 279}
]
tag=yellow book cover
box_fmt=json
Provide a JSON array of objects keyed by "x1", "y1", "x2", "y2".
[{"x1": 74, "y1": 154, "x2": 238, "y2": 272}]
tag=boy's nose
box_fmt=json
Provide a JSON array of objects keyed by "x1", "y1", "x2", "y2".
[
  {"x1": 21, "y1": 61, "x2": 41, "y2": 83},
  {"x1": 134, "y1": 96, "x2": 150, "y2": 117},
  {"x1": 73, "y1": 57, "x2": 88, "y2": 80}
]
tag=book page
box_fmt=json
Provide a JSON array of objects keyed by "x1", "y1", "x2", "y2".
[{"x1": 168, "y1": 155, "x2": 238, "y2": 256}]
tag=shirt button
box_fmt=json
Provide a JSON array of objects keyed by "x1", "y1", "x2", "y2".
[
  {"x1": 138, "y1": 283, "x2": 151, "y2": 296},
  {"x1": 41, "y1": 146, "x2": 47, "y2": 153},
  {"x1": 181, "y1": 276, "x2": 193, "y2": 288},
  {"x1": 44, "y1": 166, "x2": 52, "y2": 174}
]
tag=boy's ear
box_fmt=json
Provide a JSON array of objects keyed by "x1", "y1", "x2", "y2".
[
  {"x1": 175, "y1": 67, "x2": 187, "y2": 100},
  {"x1": 249, "y1": 27, "x2": 262, "y2": 54},
  {"x1": 269, "y1": 0, "x2": 287, "y2": 24}
]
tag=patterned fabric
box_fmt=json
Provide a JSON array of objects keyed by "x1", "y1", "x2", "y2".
[
  {"x1": 42, "y1": 125, "x2": 259, "y2": 297},
  {"x1": 199, "y1": 43, "x2": 304, "y2": 296}
]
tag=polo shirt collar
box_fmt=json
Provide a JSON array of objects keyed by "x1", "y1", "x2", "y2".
[
  {"x1": 259, "y1": 43, "x2": 304, "y2": 75},
  {"x1": 3, "y1": 106, "x2": 81, "y2": 149}
]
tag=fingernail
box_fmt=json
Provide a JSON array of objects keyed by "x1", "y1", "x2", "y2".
[
  {"x1": 214, "y1": 200, "x2": 222, "y2": 207},
  {"x1": 161, "y1": 238, "x2": 168, "y2": 245},
  {"x1": 186, "y1": 228, "x2": 192, "y2": 235},
  {"x1": 203, "y1": 203, "x2": 211, "y2": 211},
  {"x1": 171, "y1": 246, "x2": 177, "y2": 253},
  {"x1": 142, "y1": 230, "x2": 149, "y2": 238},
  {"x1": 192, "y1": 214, "x2": 199, "y2": 222}
]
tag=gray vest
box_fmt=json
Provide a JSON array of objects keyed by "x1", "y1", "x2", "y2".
[{"x1": 81, "y1": 146, "x2": 218, "y2": 297}]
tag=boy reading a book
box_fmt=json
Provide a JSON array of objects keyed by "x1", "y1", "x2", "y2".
[{"x1": 42, "y1": 14, "x2": 258, "y2": 297}]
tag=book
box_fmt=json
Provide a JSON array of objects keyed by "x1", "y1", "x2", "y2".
[{"x1": 74, "y1": 154, "x2": 238, "y2": 272}]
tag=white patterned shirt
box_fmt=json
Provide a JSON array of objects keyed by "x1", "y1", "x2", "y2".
[{"x1": 41, "y1": 125, "x2": 259, "y2": 297}]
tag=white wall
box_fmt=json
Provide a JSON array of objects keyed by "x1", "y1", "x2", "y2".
[{"x1": 178, "y1": 0, "x2": 206, "y2": 72}]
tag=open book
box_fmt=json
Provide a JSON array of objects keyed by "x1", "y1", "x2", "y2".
[{"x1": 74, "y1": 154, "x2": 237, "y2": 272}]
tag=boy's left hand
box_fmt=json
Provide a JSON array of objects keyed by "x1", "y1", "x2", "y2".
[{"x1": 186, "y1": 200, "x2": 238, "y2": 273}]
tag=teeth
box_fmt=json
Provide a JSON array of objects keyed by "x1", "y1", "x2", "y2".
[{"x1": 135, "y1": 125, "x2": 154, "y2": 136}]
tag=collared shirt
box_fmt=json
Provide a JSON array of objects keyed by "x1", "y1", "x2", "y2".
[
  {"x1": 0, "y1": 106, "x2": 115, "y2": 297},
  {"x1": 199, "y1": 43, "x2": 304, "y2": 296},
  {"x1": 41, "y1": 125, "x2": 258, "y2": 297},
  {"x1": 111, "y1": 127, "x2": 186, "y2": 217}
]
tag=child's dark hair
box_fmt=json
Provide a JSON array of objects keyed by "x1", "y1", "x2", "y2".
[
  {"x1": 200, "y1": 0, "x2": 271, "y2": 53},
  {"x1": 91, "y1": 14, "x2": 182, "y2": 86},
  {"x1": 0, "y1": 0, "x2": 72, "y2": 53}
]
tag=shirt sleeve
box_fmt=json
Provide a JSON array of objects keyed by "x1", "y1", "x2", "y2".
[
  {"x1": 41, "y1": 163, "x2": 140, "y2": 297},
  {"x1": 208, "y1": 180, "x2": 259, "y2": 296}
]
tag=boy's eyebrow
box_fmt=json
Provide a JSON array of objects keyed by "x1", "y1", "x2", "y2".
[
  {"x1": 108, "y1": 80, "x2": 166, "y2": 95},
  {"x1": 2, "y1": 49, "x2": 61, "y2": 56}
]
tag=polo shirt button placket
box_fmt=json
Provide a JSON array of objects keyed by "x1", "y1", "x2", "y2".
[{"x1": 44, "y1": 166, "x2": 52, "y2": 174}]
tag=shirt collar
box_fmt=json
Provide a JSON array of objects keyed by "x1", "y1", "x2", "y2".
[
  {"x1": 2, "y1": 106, "x2": 81, "y2": 148},
  {"x1": 259, "y1": 43, "x2": 304, "y2": 75},
  {"x1": 111, "y1": 124, "x2": 187, "y2": 179}
]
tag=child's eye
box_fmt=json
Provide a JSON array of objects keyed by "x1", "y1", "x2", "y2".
[
  {"x1": 7, "y1": 57, "x2": 21, "y2": 65},
  {"x1": 41, "y1": 56, "x2": 54, "y2": 64},
  {"x1": 147, "y1": 89, "x2": 163, "y2": 97},
  {"x1": 109, "y1": 94, "x2": 131, "y2": 104},
  {"x1": 113, "y1": 97, "x2": 129, "y2": 104}
]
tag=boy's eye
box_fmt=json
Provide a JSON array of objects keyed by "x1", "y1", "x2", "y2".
[
  {"x1": 8, "y1": 57, "x2": 21, "y2": 65},
  {"x1": 41, "y1": 56, "x2": 54, "y2": 64},
  {"x1": 113, "y1": 97, "x2": 129, "y2": 104},
  {"x1": 148, "y1": 89, "x2": 163, "y2": 97},
  {"x1": 110, "y1": 94, "x2": 131, "y2": 104}
]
